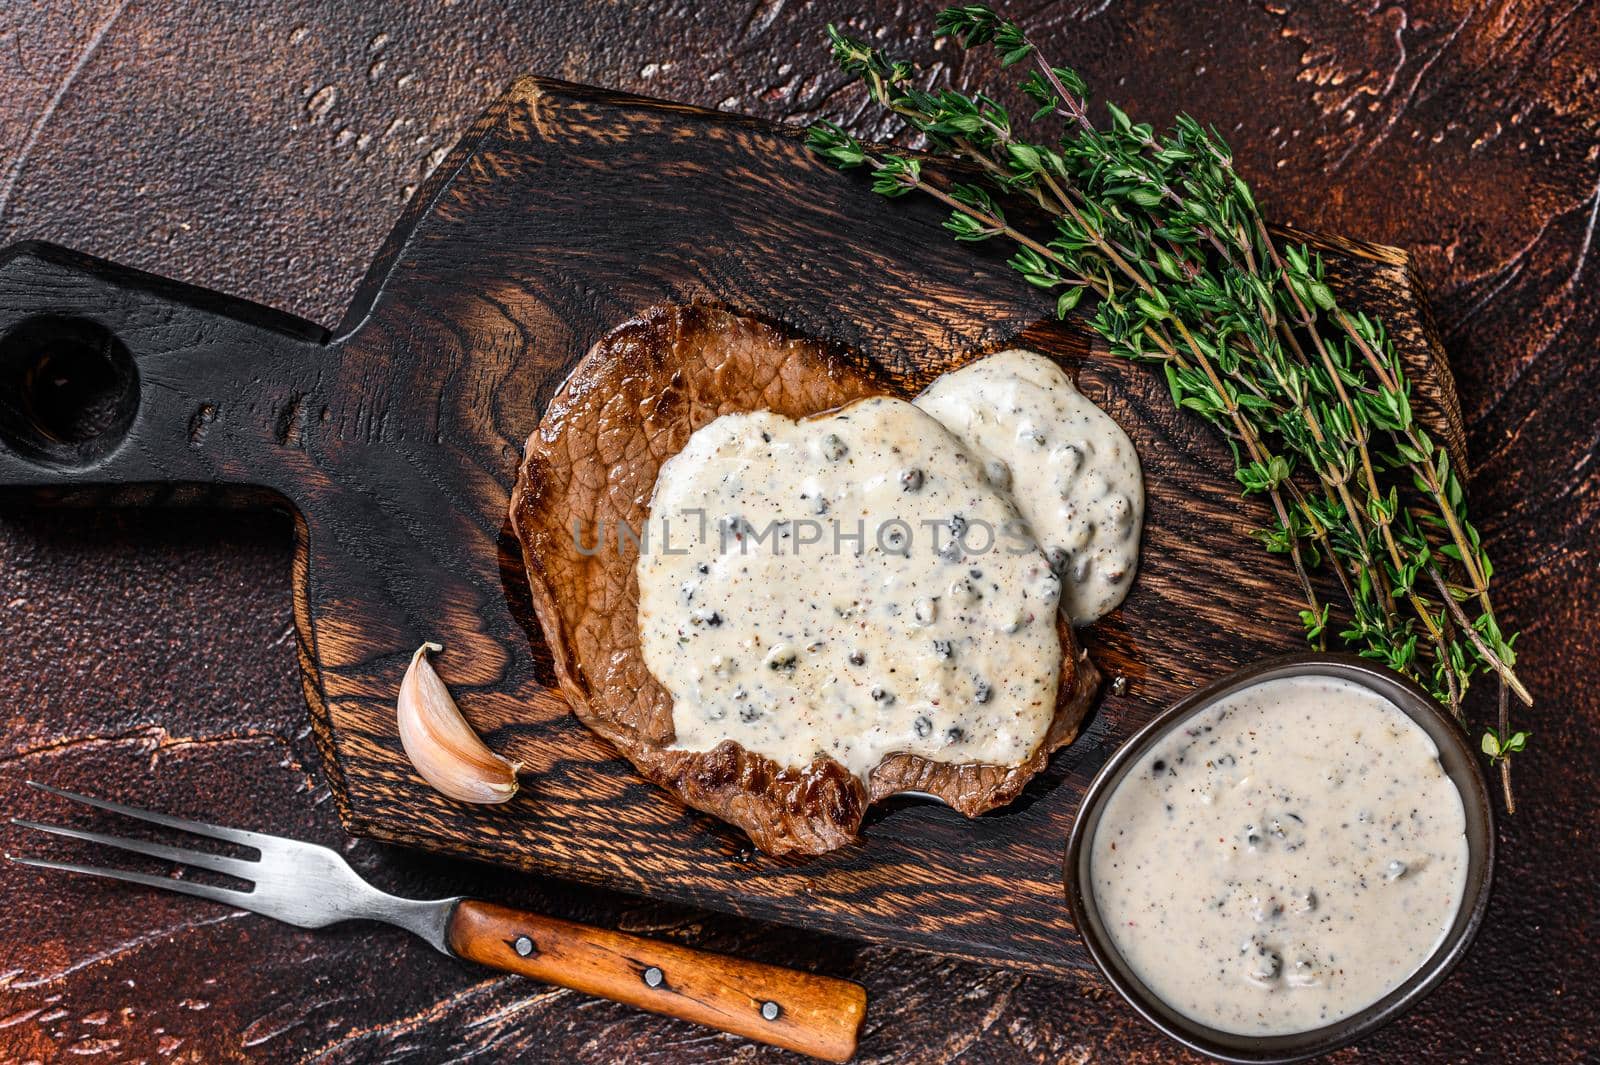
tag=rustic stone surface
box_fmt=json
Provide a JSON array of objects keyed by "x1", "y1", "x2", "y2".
[{"x1": 0, "y1": 2, "x2": 1594, "y2": 1062}]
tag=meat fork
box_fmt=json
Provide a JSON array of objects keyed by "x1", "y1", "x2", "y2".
[{"x1": 7, "y1": 781, "x2": 866, "y2": 1063}]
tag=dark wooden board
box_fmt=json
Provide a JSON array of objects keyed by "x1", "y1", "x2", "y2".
[{"x1": 0, "y1": 78, "x2": 1464, "y2": 977}]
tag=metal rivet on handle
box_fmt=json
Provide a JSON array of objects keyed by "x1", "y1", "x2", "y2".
[
  {"x1": 513, "y1": 936, "x2": 534, "y2": 957},
  {"x1": 643, "y1": 966, "x2": 665, "y2": 988},
  {"x1": 760, "y1": 1001, "x2": 781, "y2": 1021}
]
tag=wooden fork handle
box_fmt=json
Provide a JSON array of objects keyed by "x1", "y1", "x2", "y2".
[{"x1": 446, "y1": 899, "x2": 867, "y2": 1061}]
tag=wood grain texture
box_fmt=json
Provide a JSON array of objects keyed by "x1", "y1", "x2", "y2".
[
  {"x1": 0, "y1": 76, "x2": 1463, "y2": 978},
  {"x1": 0, "y1": 2, "x2": 1594, "y2": 1063},
  {"x1": 447, "y1": 899, "x2": 867, "y2": 1061}
]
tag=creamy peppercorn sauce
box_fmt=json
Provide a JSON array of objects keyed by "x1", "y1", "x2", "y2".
[
  {"x1": 914, "y1": 349, "x2": 1143, "y2": 624},
  {"x1": 1090, "y1": 676, "x2": 1468, "y2": 1036},
  {"x1": 637, "y1": 396, "x2": 1064, "y2": 778}
]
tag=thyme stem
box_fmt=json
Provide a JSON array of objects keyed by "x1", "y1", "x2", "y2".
[{"x1": 808, "y1": 6, "x2": 1531, "y2": 800}]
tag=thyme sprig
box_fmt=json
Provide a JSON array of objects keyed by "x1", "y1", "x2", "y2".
[{"x1": 807, "y1": 5, "x2": 1530, "y2": 807}]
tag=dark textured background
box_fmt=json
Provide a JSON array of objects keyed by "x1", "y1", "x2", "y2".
[{"x1": 0, "y1": 1, "x2": 1594, "y2": 1062}]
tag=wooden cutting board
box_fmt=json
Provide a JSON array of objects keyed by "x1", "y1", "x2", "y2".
[{"x1": 0, "y1": 78, "x2": 1464, "y2": 977}]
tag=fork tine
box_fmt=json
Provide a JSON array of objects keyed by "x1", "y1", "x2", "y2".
[
  {"x1": 7, "y1": 853, "x2": 254, "y2": 910},
  {"x1": 11, "y1": 819, "x2": 260, "y2": 882},
  {"x1": 24, "y1": 780, "x2": 275, "y2": 850}
]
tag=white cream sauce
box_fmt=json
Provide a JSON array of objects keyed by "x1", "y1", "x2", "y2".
[
  {"x1": 1090, "y1": 675, "x2": 1468, "y2": 1036},
  {"x1": 915, "y1": 349, "x2": 1143, "y2": 625},
  {"x1": 637, "y1": 397, "x2": 1063, "y2": 778}
]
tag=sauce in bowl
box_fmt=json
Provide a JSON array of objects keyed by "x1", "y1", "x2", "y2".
[{"x1": 1087, "y1": 673, "x2": 1469, "y2": 1038}]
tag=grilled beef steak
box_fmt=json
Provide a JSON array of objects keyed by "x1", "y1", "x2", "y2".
[{"x1": 510, "y1": 303, "x2": 1099, "y2": 855}]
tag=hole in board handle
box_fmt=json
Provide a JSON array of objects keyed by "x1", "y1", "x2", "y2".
[{"x1": 0, "y1": 315, "x2": 139, "y2": 468}]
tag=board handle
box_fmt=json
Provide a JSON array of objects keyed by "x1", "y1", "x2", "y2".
[
  {"x1": 447, "y1": 899, "x2": 868, "y2": 1062},
  {"x1": 0, "y1": 241, "x2": 326, "y2": 496}
]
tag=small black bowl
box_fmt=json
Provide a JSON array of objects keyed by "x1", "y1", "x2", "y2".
[{"x1": 1064, "y1": 652, "x2": 1495, "y2": 1063}]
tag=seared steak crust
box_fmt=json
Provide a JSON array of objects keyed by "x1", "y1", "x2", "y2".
[{"x1": 510, "y1": 304, "x2": 1099, "y2": 855}]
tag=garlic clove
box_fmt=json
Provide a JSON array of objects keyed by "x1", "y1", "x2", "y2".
[{"x1": 397, "y1": 642, "x2": 521, "y2": 804}]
